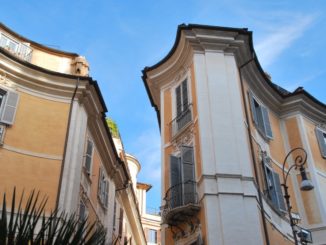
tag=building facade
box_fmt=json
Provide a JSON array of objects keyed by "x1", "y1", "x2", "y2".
[
  {"x1": 143, "y1": 24, "x2": 326, "y2": 245},
  {"x1": 0, "y1": 23, "x2": 146, "y2": 245}
]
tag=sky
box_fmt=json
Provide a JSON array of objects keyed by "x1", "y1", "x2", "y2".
[{"x1": 2, "y1": 0, "x2": 326, "y2": 210}]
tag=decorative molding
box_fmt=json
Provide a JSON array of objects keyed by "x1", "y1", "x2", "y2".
[
  {"x1": 0, "y1": 71, "x2": 17, "y2": 89},
  {"x1": 2, "y1": 144, "x2": 62, "y2": 160},
  {"x1": 171, "y1": 123, "x2": 194, "y2": 151}
]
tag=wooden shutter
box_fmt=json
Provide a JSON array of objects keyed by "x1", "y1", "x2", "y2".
[
  {"x1": 85, "y1": 140, "x2": 93, "y2": 173},
  {"x1": 272, "y1": 171, "x2": 286, "y2": 213},
  {"x1": 262, "y1": 158, "x2": 278, "y2": 206},
  {"x1": 176, "y1": 85, "x2": 182, "y2": 116},
  {"x1": 98, "y1": 168, "x2": 102, "y2": 198},
  {"x1": 261, "y1": 106, "x2": 273, "y2": 139},
  {"x1": 0, "y1": 90, "x2": 19, "y2": 125},
  {"x1": 105, "y1": 180, "x2": 109, "y2": 207},
  {"x1": 113, "y1": 201, "x2": 117, "y2": 229},
  {"x1": 316, "y1": 128, "x2": 326, "y2": 158},
  {"x1": 118, "y1": 208, "x2": 123, "y2": 237},
  {"x1": 248, "y1": 92, "x2": 258, "y2": 125},
  {"x1": 182, "y1": 80, "x2": 188, "y2": 111},
  {"x1": 182, "y1": 146, "x2": 195, "y2": 205},
  {"x1": 170, "y1": 155, "x2": 181, "y2": 208}
]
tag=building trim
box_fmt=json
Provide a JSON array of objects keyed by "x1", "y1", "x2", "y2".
[{"x1": 2, "y1": 144, "x2": 63, "y2": 160}]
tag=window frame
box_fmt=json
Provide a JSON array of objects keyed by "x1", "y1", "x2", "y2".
[
  {"x1": 169, "y1": 145, "x2": 196, "y2": 208},
  {"x1": 0, "y1": 87, "x2": 20, "y2": 126},
  {"x1": 98, "y1": 167, "x2": 109, "y2": 209},
  {"x1": 248, "y1": 92, "x2": 273, "y2": 140},
  {"x1": 148, "y1": 229, "x2": 158, "y2": 244},
  {"x1": 261, "y1": 155, "x2": 286, "y2": 214},
  {"x1": 84, "y1": 138, "x2": 94, "y2": 175},
  {"x1": 315, "y1": 127, "x2": 326, "y2": 159}
]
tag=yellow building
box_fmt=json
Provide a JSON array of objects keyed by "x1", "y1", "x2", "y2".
[
  {"x1": 143, "y1": 24, "x2": 326, "y2": 245},
  {"x1": 0, "y1": 23, "x2": 146, "y2": 244}
]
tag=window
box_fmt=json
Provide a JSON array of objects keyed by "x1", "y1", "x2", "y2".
[
  {"x1": 316, "y1": 127, "x2": 326, "y2": 158},
  {"x1": 84, "y1": 139, "x2": 93, "y2": 174},
  {"x1": 0, "y1": 33, "x2": 32, "y2": 61},
  {"x1": 172, "y1": 79, "x2": 192, "y2": 135},
  {"x1": 262, "y1": 155, "x2": 286, "y2": 213},
  {"x1": 113, "y1": 200, "x2": 117, "y2": 230},
  {"x1": 169, "y1": 146, "x2": 196, "y2": 208},
  {"x1": 98, "y1": 167, "x2": 109, "y2": 208},
  {"x1": 0, "y1": 34, "x2": 18, "y2": 52},
  {"x1": 0, "y1": 88, "x2": 19, "y2": 125},
  {"x1": 148, "y1": 229, "x2": 157, "y2": 244},
  {"x1": 79, "y1": 201, "x2": 87, "y2": 222},
  {"x1": 118, "y1": 208, "x2": 124, "y2": 238},
  {"x1": 249, "y1": 92, "x2": 273, "y2": 139}
]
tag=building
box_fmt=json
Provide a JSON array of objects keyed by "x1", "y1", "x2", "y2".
[
  {"x1": 142, "y1": 24, "x2": 326, "y2": 245},
  {"x1": 110, "y1": 122, "x2": 161, "y2": 245},
  {"x1": 0, "y1": 23, "x2": 146, "y2": 244}
]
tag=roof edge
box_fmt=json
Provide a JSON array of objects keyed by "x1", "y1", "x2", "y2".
[{"x1": 0, "y1": 22, "x2": 79, "y2": 57}]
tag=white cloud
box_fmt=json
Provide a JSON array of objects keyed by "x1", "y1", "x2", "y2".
[{"x1": 256, "y1": 14, "x2": 315, "y2": 67}]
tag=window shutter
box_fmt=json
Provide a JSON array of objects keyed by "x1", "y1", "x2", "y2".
[
  {"x1": 249, "y1": 92, "x2": 258, "y2": 125},
  {"x1": 170, "y1": 155, "x2": 182, "y2": 208},
  {"x1": 181, "y1": 146, "x2": 195, "y2": 204},
  {"x1": 85, "y1": 140, "x2": 93, "y2": 173},
  {"x1": 261, "y1": 106, "x2": 273, "y2": 139},
  {"x1": 262, "y1": 159, "x2": 278, "y2": 207},
  {"x1": 176, "y1": 86, "x2": 182, "y2": 116},
  {"x1": 98, "y1": 168, "x2": 102, "y2": 197},
  {"x1": 272, "y1": 171, "x2": 286, "y2": 213},
  {"x1": 105, "y1": 180, "x2": 109, "y2": 207},
  {"x1": 315, "y1": 128, "x2": 326, "y2": 158},
  {"x1": 182, "y1": 80, "x2": 188, "y2": 111},
  {"x1": 0, "y1": 90, "x2": 19, "y2": 125}
]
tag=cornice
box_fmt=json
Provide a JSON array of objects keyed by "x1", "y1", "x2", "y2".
[
  {"x1": 143, "y1": 24, "x2": 326, "y2": 127},
  {"x1": 0, "y1": 51, "x2": 89, "y2": 98}
]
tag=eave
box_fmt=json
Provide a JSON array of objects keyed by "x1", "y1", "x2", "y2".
[{"x1": 142, "y1": 23, "x2": 326, "y2": 128}]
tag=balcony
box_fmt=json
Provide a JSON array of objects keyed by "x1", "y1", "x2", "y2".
[
  {"x1": 170, "y1": 104, "x2": 192, "y2": 138},
  {"x1": 161, "y1": 181, "x2": 200, "y2": 226},
  {"x1": 0, "y1": 32, "x2": 33, "y2": 62}
]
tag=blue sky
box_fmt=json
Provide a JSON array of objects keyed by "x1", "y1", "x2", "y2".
[{"x1": 2, "y1": 0, "x2": 325, "y2": 210}]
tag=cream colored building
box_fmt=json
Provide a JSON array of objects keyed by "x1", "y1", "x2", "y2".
[
  {"x1": 143, "y1": 24, "x2": 326, "y2": 245},
  {"x1": 0, "y1": 22, "x2": 146, "y2": 245},
  {"x1": 111, "y1": 130, "x2": 162, "y2": 245}
]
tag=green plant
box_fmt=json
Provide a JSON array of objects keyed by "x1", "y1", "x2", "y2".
[
  {"x1": 106, "y1": 118, "x2": 120, "y2": 138},
  {"x1": 0, "y1": 188, "x2": 106, "y2": 245}
]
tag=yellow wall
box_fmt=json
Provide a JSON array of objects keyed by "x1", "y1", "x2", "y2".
[
  {"x1": 303, "y1": 118, "x2": 326, "y2": 173},
  {"x1": 266, "y1": 221, "x2": 294, "y2": 245},
  {"x1": 5, "y1": 91, "x2": 69, "y2": 155},
  {"x1": 0, "y1": 91, "x2": 70, "y2": 211}
]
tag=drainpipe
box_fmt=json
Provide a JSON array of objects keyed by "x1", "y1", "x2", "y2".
[
  {"x1": 55, "y1": 77, "x2": 80, "y2": 209},
  {"x1": 238, "y1": 55, "x2": 270, "y2": 245}
]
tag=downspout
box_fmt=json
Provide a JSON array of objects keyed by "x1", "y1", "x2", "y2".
[
  {"x1": 55, "y1": 77, "x2": 80, "y2": 209},
  {"x1": 238, "y1": 56, "x2": 270, "y2": 245}
]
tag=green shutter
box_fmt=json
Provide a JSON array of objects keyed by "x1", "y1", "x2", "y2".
[
  {"x1": 272, "y1": 171, "x2": 286, "y2": 213},
  {"x1": 261, "y1": 106, "x2": 273, "y2": 139},
  {"x1": 176, "y1": 86, "x2": 182, "y2": 116},
  {"x1": 182, "y1": 79, "x2": 188, "y2": 110},
  {"x1": 181, "y1": 146, "x2": 195, "y2": 205},
  {"x1": 248, "y1": 92, "x2": 258, "y2": 125},
  {"x1": 170, "y1": 155, "x2": 182, "y2": 208},
  {"x1": 316, "y1": 128, "x2": 326, "y2": 158}
]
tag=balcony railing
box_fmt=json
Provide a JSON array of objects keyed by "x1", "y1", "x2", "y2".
[
  {"x1": 161, "y1": 180, "x2": 200, "y2": 225},
  {"x1": 170, "y1": 104, "x2": 192, "y2": 138}
]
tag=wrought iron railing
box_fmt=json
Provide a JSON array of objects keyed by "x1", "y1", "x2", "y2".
[
  {"x1": 162, "y1": 180, "x2": 198, "y2": 213},
  {"x1": 170, "y1": 104, "x2": 192, "y2": 137}
]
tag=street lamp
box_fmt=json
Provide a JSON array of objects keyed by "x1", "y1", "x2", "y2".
[{"x1": 282, "y1": 147, "x2": 314, "y2": 245}]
